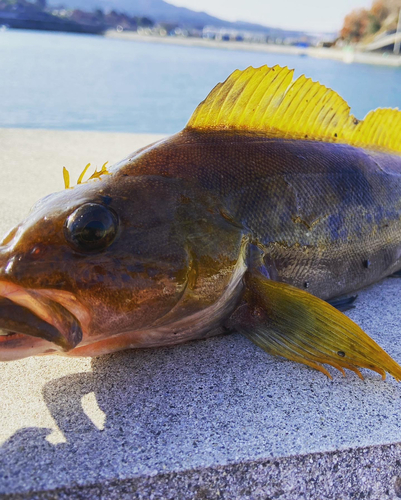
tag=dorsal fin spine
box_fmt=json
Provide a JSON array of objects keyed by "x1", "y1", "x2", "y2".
[
  {"x1": 287, "y1": 78, "x2": 315, "y2": 132},
  {"x1": 279, "y1": 76, "x2": 311, "y2": 131},
  {"x1": 186, "y1": 65, "x2": 401, "y2": 154},
  {"x1": 231, "y1": 67, "x2": 266, "y2": 126},
  {"x1": 222, "y1": 68, "x2": 255, "y2": 124},
  {"x1": 301, "y1": 86, "x2": 328, "y2": 136},
  {"x1": 214, "y1": 71, "x2": 242, "y2": 123},
  {"x1": 309, "y1": 88, "x2": 336, "y2": 135},
  {"x1": 236, "y1": 69, "x2": 265, "y2": 127},
  {"x1": 257, "y1": 68, "x2": 294, "y2": 129},
  {"x1": 203, "y1": 80, "x2": 230, "y2": 126}
]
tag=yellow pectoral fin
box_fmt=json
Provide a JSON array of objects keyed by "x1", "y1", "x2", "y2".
[{"x1": 234, "y1": 271, "x2": 401, "y2": 381}]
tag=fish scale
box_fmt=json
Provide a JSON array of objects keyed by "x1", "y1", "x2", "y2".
[
  {"x1": 123, "y1": 132, "x2": 401, "y2": 300},
  {"x1": 1, "y1": 65, "x2": 401, "y2": 382}
]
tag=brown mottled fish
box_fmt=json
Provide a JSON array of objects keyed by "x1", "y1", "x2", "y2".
[{"x1": 1, "y1": 65, "x2": 401, "y2": 381}]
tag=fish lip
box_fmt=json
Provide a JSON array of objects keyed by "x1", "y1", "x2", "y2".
[
  {"x1": 0, "y1": 281, "x2": 90, "y2": 358},
  {"x1": 0, "y1": 296, "x2": 77, "y2": 348},
  {"x1": 0, "y1": 332, "x2": 51, "y2": 361}
]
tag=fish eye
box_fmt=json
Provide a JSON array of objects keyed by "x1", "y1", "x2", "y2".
[{"x1": 64, "y1": 203, "x2": 118, "y2": 253}]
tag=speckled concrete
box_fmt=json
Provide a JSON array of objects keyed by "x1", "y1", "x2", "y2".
[{"x1": 1, "y1": 129, "x2": 401, "y2": 499}]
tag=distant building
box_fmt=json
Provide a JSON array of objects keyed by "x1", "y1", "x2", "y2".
[{"x1": 202, "y1": 26, "x2": 267, "y2": 43}]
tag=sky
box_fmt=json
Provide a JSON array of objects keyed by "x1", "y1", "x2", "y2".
[{"x1": 168, "y1": 0, "x2": 373, "y2": 32}]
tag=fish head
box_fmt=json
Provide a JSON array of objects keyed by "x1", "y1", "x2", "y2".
[{"x1": 0, "y1": 167, "x2": 244, "y2": 361}]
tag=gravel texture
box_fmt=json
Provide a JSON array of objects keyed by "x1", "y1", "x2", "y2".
[{"x1": 1, "y1": 129, "x2": 401, "y2": 499}]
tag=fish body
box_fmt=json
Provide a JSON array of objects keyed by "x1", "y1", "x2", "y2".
[
  {"x1": 1, "y1": 65, "x2": 401, "y2": 381},
  {"x1": 119, "y1": 131, "x2": 401, "y2": 301}
]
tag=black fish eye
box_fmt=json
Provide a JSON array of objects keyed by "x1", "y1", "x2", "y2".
[{"x1": 64, "y1": 203, "x2": 118, "y2": 252}]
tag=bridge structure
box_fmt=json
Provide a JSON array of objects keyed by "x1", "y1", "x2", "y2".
[
  {"x1": 362, "y1": 9, "x2": 401, "y2": 54},
  {"x1": 361, "y1": 31, "x2": 401, "y2": 53}
]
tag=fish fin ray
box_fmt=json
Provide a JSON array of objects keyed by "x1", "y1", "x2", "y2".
[
  {"x1": 326, "y1": 294, "x2": 358, "y2": 312},
  {"x1": 62, "y1": 167, "x2": 70, "y2": 190},
  {"x1": 186, "y1": 65, "x2": 401, "y2": 154},
  {"x1": 77, "y1": 163, "x2": 91, "y2": 185},
  {"x1": 232, "y1": 271, "x2": 401, "y2": 381}
]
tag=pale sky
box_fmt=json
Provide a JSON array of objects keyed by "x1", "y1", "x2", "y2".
[{"x1": 168, "y1": 0, "x2": 373, "y2": 32}]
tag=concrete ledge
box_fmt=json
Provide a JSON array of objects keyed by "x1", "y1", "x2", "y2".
[
  {"x1": 1, "y1": 129, "x2": 401, "y2": 499},
  {"x1": 3, "y1": 443, "x2": 401, "y2": 499}
]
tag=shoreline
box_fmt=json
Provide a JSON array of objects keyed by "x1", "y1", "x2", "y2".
[{"x1": 106, "y1": 31, "x2": 401, "y2": 67}]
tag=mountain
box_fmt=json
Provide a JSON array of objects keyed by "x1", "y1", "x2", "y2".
[{"x1": 46, "y1": 0, "x2": 297, "y2": 34}]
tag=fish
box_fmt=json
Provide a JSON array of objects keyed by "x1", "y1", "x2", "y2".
[{"x1": 1, "y1": 64, "x2": 401, "y2": 381}]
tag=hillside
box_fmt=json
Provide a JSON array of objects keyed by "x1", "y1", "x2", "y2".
[
  {"x1": 341, "y1": 0, "x2": 401, "y2": 42},
  {"x1": 46, "y1": 0, "x2": 296, "y2": 34}
]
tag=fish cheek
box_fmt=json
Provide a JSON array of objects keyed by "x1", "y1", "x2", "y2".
[{"x1": 69, "y1": 239, "x2": 191, "y2": 336}]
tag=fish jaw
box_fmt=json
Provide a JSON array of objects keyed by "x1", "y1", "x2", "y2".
[{"x1": 0, "y1": 281, "x2": 91, "y2": 361}]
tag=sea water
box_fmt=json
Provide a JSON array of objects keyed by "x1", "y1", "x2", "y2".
[{"x1": 1, "y1": 29, "x2": 400, "y2": 134}]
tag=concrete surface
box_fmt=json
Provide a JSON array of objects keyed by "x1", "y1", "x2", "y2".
[{"x1": 1, "y1": 129, "x2": 401, "y2": 499}]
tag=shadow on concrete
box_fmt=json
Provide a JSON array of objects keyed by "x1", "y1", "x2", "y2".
[
  {"x1": 0, "y1": 334, "x2": 278, "y2": 494},
  {"x1": 1, "y1": 325, "x2": 401, "y2": 496}
]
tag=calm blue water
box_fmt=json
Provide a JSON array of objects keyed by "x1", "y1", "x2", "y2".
[{"x1": 1, "y1": 30, "x2": 401, "y2": 134}]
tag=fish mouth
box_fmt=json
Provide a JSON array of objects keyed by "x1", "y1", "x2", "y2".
[{"x1": 0, "y1": 281, "x2": 90, "y2": 361}]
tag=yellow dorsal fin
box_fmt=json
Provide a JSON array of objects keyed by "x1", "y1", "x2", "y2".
[{"x1": 186, "y1": 65, "x2": 401, "y2": 154}]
